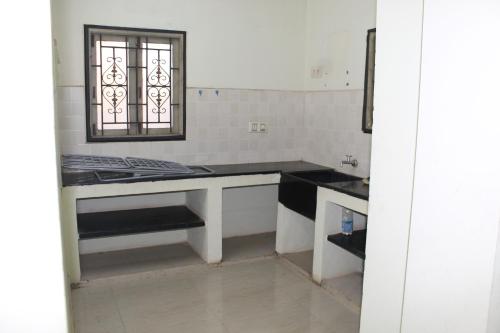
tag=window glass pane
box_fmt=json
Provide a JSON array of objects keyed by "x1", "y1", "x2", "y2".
[
  {"x1": 96, "y1": 39, "x2": 128, "y2": 131},
  {"x1": 142, "y1": 42, "x2": 171, "y2": 130}
]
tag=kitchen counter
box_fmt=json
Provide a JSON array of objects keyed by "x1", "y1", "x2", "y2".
[
  {"x1": 319, "y1": 180, "x2": 369, "y2": 201},
  {"x1": 60, "y1": 159, "x2": 369, "y2": 283},
  {"x1": 61, "y1": 160, "x2": 330, "y2": 187}
]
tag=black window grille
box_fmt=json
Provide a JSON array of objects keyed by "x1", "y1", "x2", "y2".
[{"x1": 84, "y1": 25, "x2": 186, "y2": 142}]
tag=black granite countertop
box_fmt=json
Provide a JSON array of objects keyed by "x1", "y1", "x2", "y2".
[
  {"x1": 62, "y1": 160, "x2": 369, "y2": 200},
  {"x1": 61, "y1": 161, "x2": 330, "y2": 187},
  {"x1": 319, "y1": 180, "x2": 369, "y2": 200}
]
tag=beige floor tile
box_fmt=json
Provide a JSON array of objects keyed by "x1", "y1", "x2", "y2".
[
  {"x1": 72, "y1": 285, "x2": 125, "y2": 333},
  {"x1": 119, "y1": 303, "x2": 224, "y2": 333},
  {"x1": 72, "y1": 257, "x2": 360, "y2": 333},
  {"x1": 222, "y1": 232, "x2": 276, "y2": 261},
  {"x1": 221, "y1": 301, "x2": 325, "y2": 333},
  {"x1": 190, "y1": 260, "x2": 307, "y2": 307},
  {"x1": 298, "y1": 287, "x2": 360, "y2": 333},
  {"x1": 282, "y1": 250, "x2": 314, "y2": 274},
  {"x1": 323, "y1": 272, "x2": 363, "y2": 311}
]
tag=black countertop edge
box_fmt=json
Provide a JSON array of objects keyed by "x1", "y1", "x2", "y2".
[
  {"x1": 317, "y1": 182, "x2": 369, "y2": 201},
  {"x1": 61, "y1": 160, "x2": 331, "y2": 187}
]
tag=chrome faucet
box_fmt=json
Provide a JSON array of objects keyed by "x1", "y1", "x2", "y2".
[{"x1": 341, "y1": 155, "x2": 358, "y2": 167}]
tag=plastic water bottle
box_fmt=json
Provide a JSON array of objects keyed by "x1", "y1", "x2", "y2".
[{"x1": 342, "y1": 208, "x2": 353, "y2": 235}]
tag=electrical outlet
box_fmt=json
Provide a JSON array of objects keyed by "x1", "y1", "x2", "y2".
[
  {"x1": 248, "y1": 122, "x2": 259, "y2": 133},
  {"x1": 259, "y1": 122, "x2": 267, "y2": 133}
]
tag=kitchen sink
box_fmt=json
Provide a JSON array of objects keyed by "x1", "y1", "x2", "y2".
[{"x1": 278, "y1": 169, "x2": 360, "y2": 220}]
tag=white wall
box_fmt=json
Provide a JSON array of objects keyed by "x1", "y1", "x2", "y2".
[
  {"x1": 51, "y1": 0, "x2": 306, "y2": 90},
  {"x1": 360, "y1": 0, "x2": 424, "y2": 332},
  {"x1": 76, "y1": 192, "x2": 186, "y2": 213},
  {"x1": 400, "y1": 1, "x2": 500, "y2": 332},
  {"x1": 222, "y1": 185, "x2": 278, "y2": 238},
  {"x1": 79, "y1": 230, "x2": 188, "y2": 254},
  {"x1": 52, "y1": 0, "x2": 377, "y2": 173},
  {"x1": 0, "y1": 0, "x2": 68, "y2": 331},
  {"x1": 276, "y1": 203, "x2": 316, "y2": 254},
  {"x1": 304, "y1": 0, "x2": 377, "y2": 90},
  {"x1": 52, "y1": 0, "x2": 377, "y2": 92},
  {"x1": 301, "y1": 0, "x2": 376, "y2": 174}
]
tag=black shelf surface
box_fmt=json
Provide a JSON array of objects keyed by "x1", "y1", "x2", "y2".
[
  {"x1": 327, "y1": 230, "x2": 367, "y2": 259},
  {"x1": 77, "y1": 205, "x2": 204, "y2": 239}
]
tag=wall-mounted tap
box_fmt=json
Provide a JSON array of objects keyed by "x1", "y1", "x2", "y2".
[{"x1": 341, "y1": 155, "x2": 358, "y2": 168}]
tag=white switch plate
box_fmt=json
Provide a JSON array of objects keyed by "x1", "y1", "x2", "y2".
[
  {"x1": 311, "y1": 66, "x2": 323, "y2": 79},
  {"x1": 248, "y1": 122, "x2": 259, "y2": 133},
  {"x1": 248, "y1": 121, "x2": 267, "y2": 133}
]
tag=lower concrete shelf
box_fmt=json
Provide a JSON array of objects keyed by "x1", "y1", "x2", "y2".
[
  {"x1": 327, "y1": 229, "x2": 366, "y2": 259},
  {"x1": 77, "y1": 205, "x2": 204, "y2": 239}
]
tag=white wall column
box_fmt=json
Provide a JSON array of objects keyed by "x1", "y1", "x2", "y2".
[
  {"x1": 363, "y1": 0, "x2": 500, "y2": 332},
  {"x1": 487, "y1": 222, "x2": 500, "y2": 333},
  {"x1": 0, "y1": 0, "x2": 69, "y2": 331},
  {"x1": 400, "y1": 1, "x2": 500, "y2": 332},
  {"x1": 360, "y1": 0, "x2": 424, "y2": 331}
]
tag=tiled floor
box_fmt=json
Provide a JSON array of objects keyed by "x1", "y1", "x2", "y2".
[
  {"x1": 322, "y1": 273, "x2": 363, "y2": 313},
  {"x1": 80, "y1": 233, "x2": 277, "y2": 280},
  {"x1": 223, "y1": 232, "x2": 276, "y2": 262},
  {"x1": 282, "y1": 250, "x2": 314, "y2": 275},
  {"x1": 72, "y1": 257, "x2": 360, "y2": 333}
]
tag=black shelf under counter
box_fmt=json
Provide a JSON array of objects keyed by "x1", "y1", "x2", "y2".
[
  {"x1": 327, "y1": 230, "x2": 367, "y2": 259},
  {"x1": 77, "y1": 205, "x2": 204, "y2": 239}
]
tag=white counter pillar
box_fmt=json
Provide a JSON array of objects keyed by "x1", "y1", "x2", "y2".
[
  {"x1": 187, "y1": 186, "x2": 222, "y2": 263},
  {"x1": 60, "y1": 190, "x2": 81, "y2": 283}
]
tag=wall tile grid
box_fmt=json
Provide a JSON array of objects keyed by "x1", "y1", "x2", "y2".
[
  {"x1": 57, "y1": 87, "x2": 371, "y2": 177},
  {"x1": 302, "y1": 90, "x2": 372, "y2": 177},
  {"x1": 57, "y1": 87, "x2": 304, "y2": 165}
]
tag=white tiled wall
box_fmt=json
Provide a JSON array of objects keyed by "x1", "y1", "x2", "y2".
[
  {"x1": 56, "y1": 87, "x2": 371, "y2": 176},
  {"x1": 302, "y1": 90, "x2": 372, "y2": 177},
  {"x1": 56, "y1": 87, "x2": 304, "y2": 165}
]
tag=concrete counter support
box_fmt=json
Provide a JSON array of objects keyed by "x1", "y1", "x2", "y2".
[{"x1": 60, "y1": 173, "x2": 279, "y2": 283}]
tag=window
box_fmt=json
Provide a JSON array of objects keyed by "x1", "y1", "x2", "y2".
[{"x1": 84, "y1": 25, "x2": 186, "y2": 142}]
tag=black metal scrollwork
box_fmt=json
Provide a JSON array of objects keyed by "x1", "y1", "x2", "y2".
[
  {"x1": 147, "y1": 57, "x2": 171, "y2": 115},
  {"x1": 101, "y1": 55, "x2": 127, "y2": 115}
]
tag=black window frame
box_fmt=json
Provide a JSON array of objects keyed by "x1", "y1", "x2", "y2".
[{"x1": 84, "y1": 24, "x2": 187, "y2": 142}]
